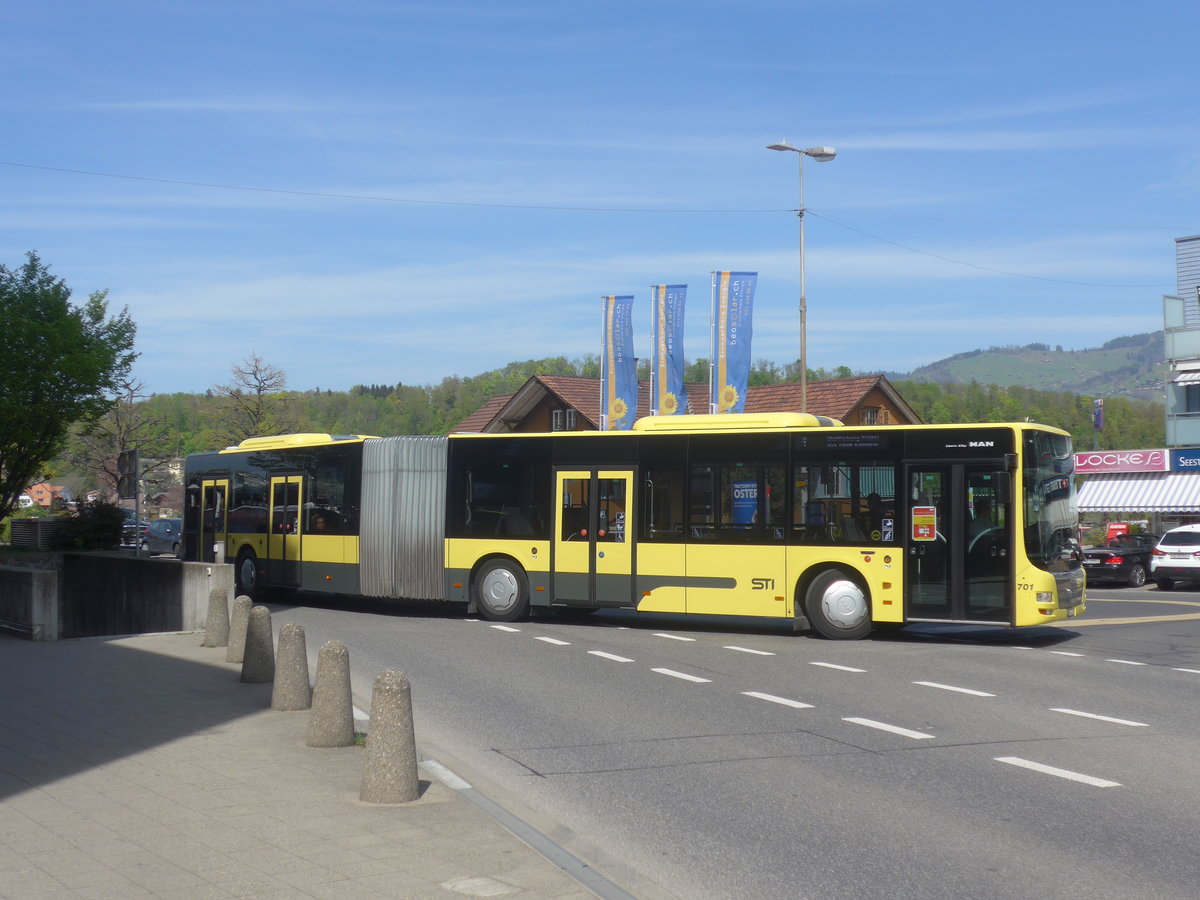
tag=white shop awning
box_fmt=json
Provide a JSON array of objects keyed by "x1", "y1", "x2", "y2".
[{"x1": 1076, "y1": 471, "x2": 1200, "y2": 513}]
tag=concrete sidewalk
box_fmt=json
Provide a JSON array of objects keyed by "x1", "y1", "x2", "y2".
[{"x1": 0, "y1": 631, "x2": 597, "y2": 900}]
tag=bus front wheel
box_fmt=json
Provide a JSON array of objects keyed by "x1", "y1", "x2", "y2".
[
  {"x1": 236, "y1": 549, "x2": 260, "y2": 601},
  {"x1": 475, "y1": 559, "x2": 530, "y2": 622},
  {"x1": 804, "y1": 569, "x2": 871, "y2": 640}
]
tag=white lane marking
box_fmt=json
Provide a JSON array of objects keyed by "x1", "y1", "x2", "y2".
[
  {"x1": 811, "y1": 661, "x2": 866, "y2": 673},
  {"x1": 994, "y1": 756, "x2": 1121, "y2": 788},
  {"x1": 725, "y1": 645, "x2": 775, "y2": 656},
  {"x1": 652, "y1": 668, "x2": 711, "y2": 683},
  {"x1": 1051, "y1": 708, "x2": 1148, "y2": 727},
  {"x1": 654, "y1": 633, "x2": 696, "y2": 642},
  {"x1": 914, "y1": 681, "x2": 996, "y2": 697},
  {"x1": 535, "y1": 636, "x2": 570, "y2": 646},
  {"x1": 1173, "y1": 667, "x2": 1200, "y2": 674},
  {"x1": 1051, "y1": 651, "x2": 1085, "y2": 657},
  {"x1": 490, "y1": 625, "x2": 521, "y2": 633},
  {"x1": 589, "y1": 650, "x2": 634, "y2": 662},
  {"x1": 1106, "y1": 658, "x2": 1147, "y2": 666},
  {"x1": 743, "y1": 691, "x2": 813, "y2": 709},
  {"x1": 1010, "y1": 646, "x2": 1035, "y2": 650},
  {"x1": 843, "y1": 717, "x2": 934, "y2": 740},
  {"x1": 421, "y1": 759, "x2": 472, "y2": 790}
]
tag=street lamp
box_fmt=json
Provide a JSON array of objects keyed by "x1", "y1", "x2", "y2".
[{"x1": 767, "y1": 141, "x2": 836, "y2": 413}]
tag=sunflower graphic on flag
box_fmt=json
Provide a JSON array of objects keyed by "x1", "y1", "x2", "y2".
[
  {"x1": 601, "y1": 295, "x2": 637, "y2": 430},
  {"x1": 711, "y1": 272, "x2": 756, "y2": 414}
]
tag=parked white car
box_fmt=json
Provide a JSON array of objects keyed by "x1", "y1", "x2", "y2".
[{"x1": 1149, "y1": 524, "x2": 1200, "y2": 590}]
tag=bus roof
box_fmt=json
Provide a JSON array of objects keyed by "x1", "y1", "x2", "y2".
[
  {"x1": 221, "y1": 433, "x2": 377, "y2": 453},
  {"x1": 633, "y1": 412, "x2": 843, "y2": 432}
]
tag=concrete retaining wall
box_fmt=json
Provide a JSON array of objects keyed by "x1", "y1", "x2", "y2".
[
  {"x1": 0, "y1": 566, "x2": 59, "y2": 640},
  {"x1": 0, "y1": 553, "x2": 234, "y2": 640}
]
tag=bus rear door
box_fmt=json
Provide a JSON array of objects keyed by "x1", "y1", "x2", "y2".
[
  {"x1": 553, "y1": 469, "x2": 634, "y2": 607},
  {"x1": 199, "y1": 478, "x2": 229, "y2": 563},
  {"x1": 268, "y1": 475, "x2": 303, "y2": 588}
]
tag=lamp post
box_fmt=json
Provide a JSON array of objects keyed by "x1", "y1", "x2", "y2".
[{"x1": 766, "y1": 141, "x2": 836, "y2": 413}]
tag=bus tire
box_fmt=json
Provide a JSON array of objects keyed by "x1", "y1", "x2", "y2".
[
  {"x1": 475, "y1": 558, "x2": 529, "y2": 622},
  {"x1": 804, "y1": 568, "x2": 871, "y2": 640},
  {"x1": 235, "y1": 548, "x2": 261, "y2": 600}
]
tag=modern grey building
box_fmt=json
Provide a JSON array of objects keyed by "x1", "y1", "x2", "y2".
[{"x1": 1163, "y1": 234, "x2": 1200, "y2": 447}]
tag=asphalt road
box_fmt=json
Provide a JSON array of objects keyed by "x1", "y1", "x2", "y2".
[{"x1": 265, "y1": 587, "x2": 1200, "y2": 900}]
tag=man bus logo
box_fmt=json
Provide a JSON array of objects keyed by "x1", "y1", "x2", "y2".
[{"x1": 968, "y1": 441, "x2": 994, "y2": 448}]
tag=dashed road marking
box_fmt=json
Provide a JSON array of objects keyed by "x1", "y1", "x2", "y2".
[
  {"x1": 843, "y1": 717, "x2": 934, "y2": 740},
  {"x1": 535, "y1": 636, "x2": 570, "y2": 646},
  {"x1": 652, "y1": 667, "x2": 711, "y2": 683},
  {"x1": 654, "y1": 633, "x2": 696, "y2": 642},
  {"x1": 914, "y1": 681, "x2": 995, "y2": 697},
  {"x1": 1051, "y1": 708, "x2": 1148, "y2": 727},
  {"x1": 994, "y1": 756, "x2": 1121, "y2": 787},
  {"x1": 588, "y1": 650, "x2": 634, "y2": 662},
  {"x1": 725, "y1": 646, "x2": 775, "y2": 656},
  {"x1": 811, "y1": 661, "x2": 866, "y2": 673},
  {"x1": 743, "y1": 691, "x2": 813, "y2": 709}
]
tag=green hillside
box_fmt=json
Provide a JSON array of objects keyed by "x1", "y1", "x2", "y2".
[{"x1": 901, "y1": 332, "x2": 1165, "y2": 403}]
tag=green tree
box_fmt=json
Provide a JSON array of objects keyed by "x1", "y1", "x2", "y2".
[{"x1": 0, "y1": 252, "x2": 136, "y2": 520}]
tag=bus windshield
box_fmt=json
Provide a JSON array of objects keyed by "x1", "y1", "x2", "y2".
[{"x1": 1023, "y1": 430, "x2": 1081, "y2": 572}]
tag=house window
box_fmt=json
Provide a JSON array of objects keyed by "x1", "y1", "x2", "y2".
[
  {"x1": 566, "y1": 409, "x2": 578, "y2": 430},
  {"x1": 1187, "y1": 384, "x2": 1200, "y2": 414},
  {"x1": 861, "y1": 407, "x2": 879, "y2": 426},
  {"x1": 551, "y1": 409, "x2": 564, "y2": 431}
]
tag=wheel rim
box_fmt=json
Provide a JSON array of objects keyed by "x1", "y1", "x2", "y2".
[
  {"x1": 480, "y1": 566, "x2": 519, "y2": 614},
  {"x1": 819, "y1": 578, "x2": 869, "y2": 631},
  {"x1": 1131, "y1": 565, "x2": 1145, "y2": 587}
]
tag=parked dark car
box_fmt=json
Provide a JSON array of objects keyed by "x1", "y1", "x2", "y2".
[
  {"x1": 1082, "y1": 533, "x2": 1159, "y2": 587},
  {"x1": 120, "y1": 511, "x2": 147, "y2": 549},
  {"x1": 141, "y1": 518, "x2": 183, "y2": 558}
]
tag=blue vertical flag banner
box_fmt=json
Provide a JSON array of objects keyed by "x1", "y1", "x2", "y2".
[
  {"x1": 601, "y1": 295, "x2": 637, "y2": 430},
  {"x1": 652, "y1": 284, "x2": 687, "y2": 415},
  {"x1": 710, "y1": 271, "x2": 757, "y2": 414}
]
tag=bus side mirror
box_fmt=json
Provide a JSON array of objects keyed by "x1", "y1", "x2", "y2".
[{"x1": 994, "y1": 471, "x2": 1012, "y2": 505}]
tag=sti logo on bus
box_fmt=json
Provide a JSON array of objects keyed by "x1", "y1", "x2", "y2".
[{"x1": 751, "y1": 577, "x2": 775, "y2": 590}]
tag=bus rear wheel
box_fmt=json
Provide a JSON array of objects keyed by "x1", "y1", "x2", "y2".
[
  {"x1": 804, "y1": 569, "x2": 871, "y2": 640},
  {"x1": 236, "y1": 549, "x2": 260, "y2": 601},
  {"x1": 475, "y1": 558, "x2": 529, "y2": 622}
]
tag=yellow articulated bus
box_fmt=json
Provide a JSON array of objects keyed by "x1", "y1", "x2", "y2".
[{"x1": 183, "y1": 414, "x2": 1085, "y2": 639}]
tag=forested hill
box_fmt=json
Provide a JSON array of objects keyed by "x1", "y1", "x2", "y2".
[
  {"x1": 129, "y1": 352, "x2": 1164, "y2": 465},
  {"x1": 900, "y1": 332, "x2": 1165, "y2": 403}
]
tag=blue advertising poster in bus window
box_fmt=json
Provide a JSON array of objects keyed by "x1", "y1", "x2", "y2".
[
  {"x1": 711, "y1": 271, "x2": 756, "y2": 414},
  {"x1": 602, "y1": 295, "x2": 637, "y2": 430},
  {"x1": 732, "y1": 479, "x2": 757, "y2": 524},
  {"x1": 653, "y1": 284, "x2": 687, "y2": 415}
]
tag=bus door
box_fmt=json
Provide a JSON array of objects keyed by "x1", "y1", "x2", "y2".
[
  {"x1": 199, "y1": 478, "x2": 229, "y2": 563},
  {"x1": 268, "y1": 475, "x2": 303, "y2": 587},
  {"x1": 553, "y1": 470, "x2": 634, "y2": 607},
  {"x1": 905, "y1": 463, "x2": 1012, "y2": 623}
]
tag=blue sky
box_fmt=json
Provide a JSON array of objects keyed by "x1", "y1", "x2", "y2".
[{"x1": 3, "y1": 1, "x2": 1198, "y2": 396}]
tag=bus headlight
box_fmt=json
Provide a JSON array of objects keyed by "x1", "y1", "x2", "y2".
[{"x1": 1036, "y1": 592, "x2": 1053, "y2": 604}]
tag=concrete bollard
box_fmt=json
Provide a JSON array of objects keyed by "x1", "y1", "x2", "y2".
[
  {"x1": 271, "y1": 623, "x2": 312, "y2": 710},
  {"x1": 201, "y1": 586, "x2": 230, "y2": 648},
  {"x1": 226, "y1": 595, "x2": 252, "y2": 663},
  {"x1": 360, "y1": 669, "x2": 420, "y2": 804},
  {"x1": 307, "y1": 640, "x2": 355, "y2": 748},
  {"x1": 240, "y1": 606, "x2": 275, "y2": 684}
]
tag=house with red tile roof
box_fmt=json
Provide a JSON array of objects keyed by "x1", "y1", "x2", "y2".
[{"x1": 453, "y1": 374, "x2": 920, "y2": 433}]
